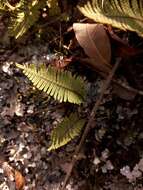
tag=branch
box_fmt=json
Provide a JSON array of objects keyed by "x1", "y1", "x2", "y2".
[{"x1": 60, "y1": 57, "x2": 121, "y2": 190}]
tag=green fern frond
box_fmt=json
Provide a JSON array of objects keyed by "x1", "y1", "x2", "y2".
[
  {"x1": 9, "y1": 0, "x2": 46, "y2": 39},
  {"x1": 47, "y1": 0, "x2": 61, "y2": 17},
  {"x1": 16, "y1": 63, "x2": 86, "y2": 104},
  {"x1": 48, "y1": 113, "x2": 86, "y2": 151},
  {"x1": 0, "y1": 0, "x2": 7, "y2": 13},
  {"x1": 78, "y1": 0, "x2": 143, "y2": 36}
]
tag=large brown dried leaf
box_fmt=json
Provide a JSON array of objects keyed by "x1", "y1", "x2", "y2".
[
  {"x1": 79, "y1": 57, "x2": 111, "y2": 75},
  {"x1": 73, "y1": 23, "x2": 111, "y2": 73},
  {"x1": 73, "y1": 23, "x2": 137, "y2": 100}
]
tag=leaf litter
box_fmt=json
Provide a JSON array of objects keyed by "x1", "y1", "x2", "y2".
[{"x1": 0, "y1": 9, "x2": 143, "y2": 190}]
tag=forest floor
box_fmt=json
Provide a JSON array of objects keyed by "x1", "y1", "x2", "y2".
[{"x1": 0, "y1": 3, "x2": 143, "y2": 190}]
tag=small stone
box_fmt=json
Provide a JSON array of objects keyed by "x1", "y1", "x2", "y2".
[
  {"x1": 101, "y1": 149, "x2": 109, "y2": 161},
  {"x1": 0, "y1": 168, "x2": 4, "y2": 174},
  {"x1": 93, "y1": 157, "x2": 101, "y2": 165}
]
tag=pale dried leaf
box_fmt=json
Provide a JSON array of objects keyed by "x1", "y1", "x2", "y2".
[
  {"x1": 2, "y1": 162, "x2": 14, "y2": 181},
  {"x1": 80, "y1": 58, "x2": 111, "y2": 74},
  {"x1": 73, "y1": 23, "x2": 111, "y2": 72}
]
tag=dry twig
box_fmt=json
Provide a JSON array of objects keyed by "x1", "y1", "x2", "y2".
[{"x1": 60, "y1": 57, "x2": 121, "y2": 190}]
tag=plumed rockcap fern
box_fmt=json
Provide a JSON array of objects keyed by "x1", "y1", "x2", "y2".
[
  {"x1": 48, "y1": 113, "x2": 86, "y2": 151},
  {"x1": 9, "y1": 0, "x2": 47, "y2": 39},
  {"x1": 47, "y1": 0, "x2": 60, "y2": 17},
  {"x1": 0, "y1": 0, "x2": 64, "y2": 39},
  {"x1": 16, "y1": 63, "x2": 86, "y2": 104},
  {"x1": 0, "y1": 0, "x2": 7, "y2": 12},
  {"x1": 78, "y1": 0, "x2": 143, "y2": 37}
]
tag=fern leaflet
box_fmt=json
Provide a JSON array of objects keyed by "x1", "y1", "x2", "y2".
[
  {"x1": 78, "y1": 0, "x2": 143, "y2": 36},
  {"x1": 47, "y1": 0, "x2": 61, "y2": 17},
  {"x1": 9, "y1": 0, "x2": 47, "y2": 39},
  {"x1": 16, "y1": 63, "x2": 86, "y2": 104},
  {"x1": 48, "y1": 113, "x2": 85, "y2": 151},
  {"x1": 0, "y1": 0, "x2": 8, "y2": 13}
]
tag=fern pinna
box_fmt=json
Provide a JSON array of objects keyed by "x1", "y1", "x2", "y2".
[
  {"x1": 0, "y1": 0, "x2": 7, "y2": 13},
  {"x1": 16, "y1": 63, "x2": 86, "y2": 104},
  {"x1": 78, "y1": 0, "x2": 143, "y2": 37},
  {"x1": 48, "y1": 113, "x2": 86, "y2": 151},
  {"x1": 9, "y1": 0, "x2": 47, "y2": 39},
  {"x1": 0, "y1": 0, "x2": 62, "y2": 39}
]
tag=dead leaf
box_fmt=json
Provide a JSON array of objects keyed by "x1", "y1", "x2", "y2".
[
  {"x1": 2, "y1": 161, "x2": 14, "y2": 181},
  {"x1": 15, "y1": 170, "x2": 25, "y2": 190},
  {"x1": 113, "y1": 82, "x2": 137, "y2": 100},
  {"x1": 0, "y1": 160, "x2": 25, "y2": 190},
  {"x1": 60, "y1": 162, "x2": 72, "y2": 173},
  {"x1": 107, "y1": 26, "x2": 143, "y2": 58},
  {"x1": 73, "y1": 23, "x2": 111, "y2": 73},
  {"x1": 79, "y1": 57, "x2": 111, "y2": 75},
  {"x1": 73, "y1": 23, "x2": 138, "y2": 100}
]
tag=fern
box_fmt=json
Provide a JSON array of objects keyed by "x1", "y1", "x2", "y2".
[
  {"x1": 9, "y1": 0, "x2": 47, "y2": 39},
  {"x1": 47, "y1": 0, "x2": 60, "y2": 17},
  {"x1": 78, "y1": 0, "x2": 143, "y2": 36},
  {"x1": 0, "y1": 1, "x2": 5, "y2": 12},
  {"x1": 48, "y1": 113, "x2": 85, "y2": 151},
  {"x1": 0, "y1": 0, "x2": 9, "y2": 13},
  {"x1": 16, "y1": 63, "x2": 86, "y2": 104}
]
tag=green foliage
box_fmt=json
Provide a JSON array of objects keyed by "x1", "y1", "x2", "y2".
[
  {"x1": 9, "y1": 0, "x2": 47, "y2": 39},
  {"x1": 0, "y1": 0, "x2": 6, "y2": 12},
  {"x1": 16, "y1": 63, "x2": 86, "y2": 104},
  {"x1": 0, "y1": 0, "x2": 15, "y2": 13},
  {"x1": 0, "y1": 0, "x2": 70, "y2": 39},
  {"x1": 78, "y1": 0, "x2": 143, "y2": 36},
  {"x1": 47, "y1": 0, "x2": 60, "y2": 17},
  {"x1": 48, "y1": 113, "x2": 86, "y2": 150}
]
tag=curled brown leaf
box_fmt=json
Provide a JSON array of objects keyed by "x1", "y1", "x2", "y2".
[{"x1": 73, "y1": 23, "x2": 111, "y2": 72}]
